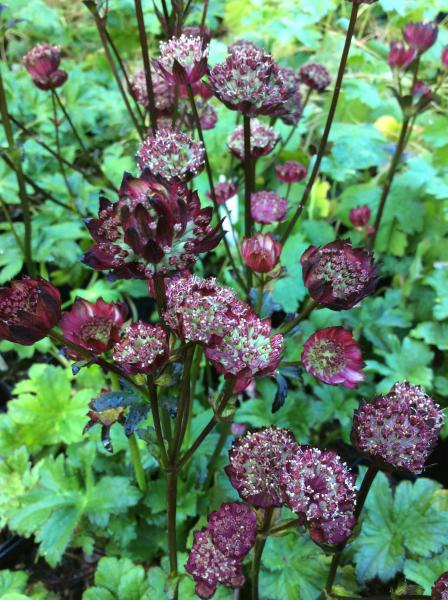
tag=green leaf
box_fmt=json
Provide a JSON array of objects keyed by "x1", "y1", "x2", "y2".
[{"x1": 83, "y1": 557, "x2": 148, "y2": 600}]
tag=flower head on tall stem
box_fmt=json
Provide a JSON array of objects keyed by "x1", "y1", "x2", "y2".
[
  {"x1": 0, "y1": 277, "x2": 61, "y2": 345},
  {"x1": 23, "y1": 44, "x2": 68, "y2": 90},
  {"x1": 387, "y1": 42, "x2": 417, "y2": 70},
  {"x1": 432, "y1": 572, "x2": 448, "y2": 600},
  {"x1": 112, "y1": 321, "x2": 168, "y2": 375},
  {"x1": 207, "y1": 502, "x2": 257, "y2": 558},
  {"x1": 130, "y1": 69, "x2": 175, "y2": 114},
  {"x1": 153, "y1": 34, "x2": 209, "y2": 85},
  {"x1": 352, "y1": 382, "x2": 444, "y2": 474},
  {"x1": 403, "y1": 22, "x2": 438, "y2": 54},
  {"x1": 241, "y1": 233, "x2": 282, "y2": 274},
  {"x1": 251, "y1": 191, "x2": 288, "y2": 224},
  {"x1": 228, "y1": 118, "x2": 278, "y2": 160},
  {"x1": 207, "y1": 181, "x2": 238, "y2": 205},
  {"x1": 349, "y1": 205, "x2": 371, "y2": 229},
  {"x1": 275, "y1": 161, "x2": 307, "y2": 184},
  {"x1": 299, "y1": 63, "x2": 331, "y2": 92}
]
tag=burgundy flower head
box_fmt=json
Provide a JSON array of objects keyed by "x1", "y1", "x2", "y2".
[
  {"x1": 60, "y1": 297, "x2": 128, "y2": 355},
  {"x1": 23, "y1": 44, "x2": 68, "y2": 90},
  {"x1": 299, "y1": 63, "x2": 331, "y2": 92},
  {"x1": 352, "y1": 382, "x2": 444, "y2": 474},
  {"x1": 0, "y1": 277, "x2": 61, "y2": 345},
  {"x1": 387, "y1": 42, "x2": 417, "y2": 70},
  {"x1": 153, "y1": 34, "x2": 209, "y2": 85},
  {"x1": 163, "y1": 275, "x2": 249, "y2": 346},
  {"x1": 443, "y1": 46, "x2": 448, "y2": 69},
  {"x1": 130, "y1": 69, "x2": 175, "y2": 114},
  {"x1": 205, "y1": 313, "x2": 283, "y2": 389},
  {"x1": 251, "y1": 191, "x2": 288, "y2": 224},
  {"x1": 349, "y1": 205, "x2": 371, "y2": 229},
  {"x1": 112, "y1": 321, "x2": 168, "y2": 375},
  {"x1": 403, "y1": 22, "x2": 438, "y2": 54},
  {"x1": 275, "y1": 161, "x2": 307, "y2": 184},
  {"x1": 301, "y1": 240, "x2": 379, "y2": 310},
  {"x1": 83, "y1": 173, "x2": 222, "y2": 278},
  {"x1": 137, "y1": 129, "x2": 205, "y2": 184},
  {"x1": 302, "y1": 327, "x2": 364, "y2": 389},
  {"x1": 207, "y1": 181, "x2": 238, "y2": 205},
  {"x1": 228, "y1": 119, "x2": 278, "y2": 160},
  {"x1": 241, "y1": 233, "x2": 282, "y2": 274},
  {"x1": 225, "y1": 426, "x2": 298, "y2": 507},
  {"x1": 208, "y1": 46, "x2": 294, "y2": 116},
  {"x1": 207, "y1": 503, "x2": 257, "y2": 559},
  {"x1": 432, "y1": 572, "x2": 448, "y2": 600}
]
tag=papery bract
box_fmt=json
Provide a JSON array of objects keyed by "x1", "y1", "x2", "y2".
[{"x1": 207, "y1": 502, "x2": 257, "y2": 559}]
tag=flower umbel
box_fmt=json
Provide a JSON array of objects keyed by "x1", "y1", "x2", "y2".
[
  {"x1": 23, "y1": 44, "x2": 68, "y2": 90},
  {"x1": 299, "y1": 63, "x2": 331, "y2": 92},
  {"x1": 154, "y1": 34, "x2": 209, "y2": 85},
  {"x1": 112, "y1": 321, "x2": 168, "y2": 375},
  {"x1": 207, "y1": 181, "x2": 238, "y2": 205},
  {"x1": 207, "y1": 502, "x2": 257, "y2": 559},
  {"x1": 251, "y1": 191, "x2": 288, "y2": 224},
  {"x1": 130, "y1": 69, "x2": 175, "y2": 114},
  {"x1": 228, "y1": 119, "x2": 279, "y2": 160},
  {"x1": 275, "y1": 161, "x2": 307, "y2": 184}
]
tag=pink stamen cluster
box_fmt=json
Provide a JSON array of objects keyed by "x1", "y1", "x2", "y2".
[
  {"x1": 130, "y1": 69, "x2": 175, "y2": 114},
  {"x1": 251, "y1": 190, "x2": 288, "y2": 224},
  {"x1": 112, "y1": 321, "x2": 168, "y2": 375},
  {"x1": 228, "y1": 119, "x2": 278, "y2": 160},
  {"x1": 154, "y1": 34, "x2": 209, "y2": 85},
  {"x1": 299, "y1": 63, "x2": 331, "y2": 92},
  {"x1": 275, "y1": 161, "x2": 307, "y2": 184}
]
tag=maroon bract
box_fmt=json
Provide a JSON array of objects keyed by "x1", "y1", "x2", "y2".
[
  {"x1": 207, "y1": 503, "x2": 257, "y2": 559},
  {"x1": 251, "y1": 191, "x2": 288, "y2": 224},
  {"x1": 301, "y1": 240, "x2": 378, "y2": 311},
  {"x1": 387, "y1": 42, "x2": 417, "y2": 70},
  {"x1": 60, "y1": 297, "x2": 128, "y2": 355},
  {"x1": 163, "y1": 275, "x2": 249, "y2": 346},
  {"x1": 299, "y1": 63, "x2": 331, "y2": 92},
  {"x1": 153, "y1": 34, "x2": 209, "y2": 85},
  {"x1": 228, "y1": 119, "x2": 278, "y2": 160},
  {"x1": 23, "y1": 44, "x2": 68, "y2": 90},
  {"x1": 432, "y1": 572, "x2": 448, "y2": 600},
  {"x1": 205, "y1": 313, "x2": 283, "y2": 389},
  {"x1": 207, "y1": 181, "x2": 238, "y2": 205},
  {"x1": 302, "y1": 327, "x2": 364, "y2": 389},
  {"x1": 275, "y1": 161, "x2": 307, "y2": 184},
  {"x1": 130, "y1": 69, "x2": 175, "y2": 114},
  {"x1": 351, "y1": 382, "x2": 444, "y2": 474},
  {"x1": 403, "y1": 22, "x2": 438, "y2": 54},
  {"x1": 349, "y1": 205, "x2": 371, "y2": 229},
  {"x1": 228, "y1": 39, "x2": 260, "y2": 53},
  {"x1": 0, "y1": 277, "x2": 61, "y2": 345},
  {"x1": 83, "y1": 173, "x2": 222, "y2": 279},
  {"x1": 241, "y1": 233, "x2": 282, "y2": 274},
  {"x1": 443, "y1": 46, "x2": 448, "y2": 69},
  {"x1": 112, "y1": 321, "x2": 168, "y2": 375},
  {"x1": 208, "y1": 46, "x2": 294, "y2": 116},
  {"x1": 225, "y1": 426, "x2": 298, "y2": 508},
  {"x1": 412, "y1": 80, "x2": 432, "y2": 100},
  {"x1": 137, "y1": 129, "x2": 205, "y2": 184}
]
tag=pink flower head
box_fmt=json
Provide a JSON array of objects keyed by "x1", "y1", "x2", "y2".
[
  {"x1": 153, "y1": 34, "x2": 209, "y2": 85},
  {"x1": 228, "y1": 119, "x2": 279, "y2": 160},
  {"x1": 205, "y1": 312, "x2": 283, "y2": 388},
  {"x1": 137, "y1": 128, "x2": 205, "y2": 184},
  {"x1": 207, "y1": 502, "x2": 257, "y2": 559},
  {"x1": 208, "y1": 46, "x2": 295, "y2": 116},
  {"x1": 432, "y1": 572, "x2": 448, "y2": 600},
  {"x1": 280, "y1": 446, "x2": 357, "y2": 546},
  {"x1": 349, "y1": 205, "x2": 371, "y2": 228},
  {"x1": 0, "y1": 277, "x2": 61, "y2": 345},
  {"x1": 442, "y1": 46, "x2": 448, "y2": 69},
  {"x1": 387, "y1": 42, "x2": 417, "y2": 70},
  {"x1": 207, "y1": 181, "x2": 238, "y2": 205},
  {"x1": 302, "y1": 327, "x2": 364, "y2": 389},
  {"x1": 23, "y1": 44, "x2": 68, "y2": 90},
  {"x1": 241, "y1": 233, "x2": 282, "y2": 274},
  {"x1": 251, "y1": 191, "x2": 288, "y2": 224},
  {"x1": 112, "y1": 321, "x2": 168, "y2": 375},
  {"x1": 299, "y1": 63, "x2": 331, "y2": 92},
  {"x1": 352, "y1": 382, "x2": 444, "y2": 474},
  {"x1": 403, "y1": 22, "x2": 438, "y2": 54},
  {"x1": 82, "y1": 173, "x2": 222, "y2": 279},
  {"x1": 130, "y1": 69, "x2": 175, "y2": 114},
  {"x1": 183, "y1": 101, "x2": 217, "y2": 131},
  {"x1": 412, "y1": 80, "x2": 432, "y2": 100},
  {"x1": 275, "y1": 161, "x2": 307, "y2": 184},
  {"x1": 301, "y1": 240, "x2": 379, "y2": 311},
  {"x1": 163, "y1": 275, "x2": 250, "y2": 345},
  {"x1": 60, "y1": 297, "x2": 128, "y2": 355},
  {"x1": 225, "y1": 426, "x2": 298, "y2": 507}
]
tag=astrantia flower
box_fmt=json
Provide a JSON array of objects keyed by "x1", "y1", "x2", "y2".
[
  {"x1": 205, "y1": 313, "x2": 283, "y2": 389},
  {"x1": 207, "y1": 503, "x2": 257, "y2": 559},
  {"x1": 352, "y1": 382, "x2": 444, "y2": 474},
  {"x1": 349, "y1": 205, "x2": 371, "y2": 229},
  {"x1": 82, "y1": 173, "x2": 222, "y2": 278},
  {"x1": 225, "y1": 426, "x2": 298, "y2": 507},
  {"x1": 154, "y1": 34, "x2": 209, "y2": 85},
  {"x1": 0, "y1": 277, "x2": 61, "y2": 345},
  {"x1": 387, "y1": 42, "x2": 417, "y2": 70},
  {"x1": 208, "y1": 46, "x2": 294, "y2": 116},
  {"x1": 301, "y1": 240, "x2": 378, "y2": 310},
  {"x1": 60, "y1": 297, "x2": 128, "y2": 355},
  {"x1": 432, "y1": 572, "x2": 448, "y2": 600},
  {"x1": 207, "y1": 181, "x2": 238, "y2": 205},
  {"x1": 163, "y1": 275, "x2": 249, "y2": 346},
  {"x1": 299, "y1": 63, "x2": 331, "y2": 92},
  {"x1": 137, "y1": 129, "x2": 205, "y2": 184},
  {"x1": 302, "y1": 327, "x2": 364, "y2": 389},
  {"x1": 130, "y1": 69, "x2": 175, "y2": 114},
  {"x1": 251, "y1": 191, "x2": 288, "y2": 224},
  {"x1": 112, "y1": 321, "x2": 168, "y2": 375},
  {"x1": 275, "y1": 161, "x2": 307, "y2": 184},
  {"x1": 241, "y1": 233, "x2": 282, "y2": 274},
  {"x1": 443, "y1": 46, "x2": 448, "y2": 69},
  {"x1": 280, "y1": 446, "x2": 357, "y2": 545},
  {"x1": 403, "y1": 22, "x2": 438, "y2": 54},
  {"x1": 183, "y1": 101, "x2": 218, "y2": 131},
  {"x1": 228, "y1": 119, "x2": 279, "y2": 160},
  {"x1": 23, "y1": 44, "x2": 68, "y2": 90}
]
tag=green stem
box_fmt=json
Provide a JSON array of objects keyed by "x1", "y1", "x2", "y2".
[
  {"x1": 281, "y1": 2, "x2": 360, "y2": 245},
  {"x1": 128, "y1": 432, "x2": 147, "y2": 493},
  {"x1": 251, "y1": 507, "x2": 274, "y2": 600},
  {"x1": 277, "y1": 298, "x2": 319, "y2": 335},
  {"x1": 243, "y1": 114, "x2": 255, "y2": 291},
  {"x1": 270, "y1": 517, "x2": 302, "y2": 535},
  {"x1": 167, "y1": 468, "x2": 178, "y2": 579},
  {"x1": 171, "y1": 346, "x2": 195, "y2": 459},
  {"x1": 53, "y1": 89, "x2": 89, "y2": 155},
  {"x1": 134, "y1": 0, "x2": 158, "y2": 133}
]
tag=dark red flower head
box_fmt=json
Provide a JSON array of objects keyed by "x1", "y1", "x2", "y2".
[
  {"x1": 82, "y1": 172, "x2": 222, "y2": 279},
  {"x1": 275, "y1": 161, "x2": 307, "y2": 184},
  {"x1": 60, "y1": 297, "x2": 128, "y2": 355},
  {"x1": 251, "y1": 191, "x2": 288, "y2": 224},
  {"x1": 228, "y1": 119, "x2": 278, "y2": 160},
  {"x1": 299, "y1": 63, "x2": 331, "y2": 92},
  {"x1": 412, "y1": 80, "x2": 432, "y2": 100},
  {"x1": 207, "y1": 503, "x2": 257, "y2": 559},
  {"x1": 432, "y1": 572, "x2": 448, "y2": 600},
  {"x1": 130, "y1": 69, "x2": 175, "y2": 114},
  {"x1": 241, "y1": 233, "x2": 282, "y2": 274},
  {"x1": 0, "y1": 277, "x2": 61, "y2": 345},
  {"x1": 302, "y1": 327, "x2": 364, "y2": 389},
  {"x1": 403, "y1": 22, "x2": 438, "y2": 54},
  {"x1": 352, "y1": 382, "x2": 444, "y2": 474},
  {"x1": 443, "y1": 46, "x2": 448, "y2": 69},
  {"x1": 112, "y1": 321, "x2": 168, "y2": 375},
  {"x1": 301, "y1": 240, "x2": 379, "y2": 310},
  {"x1": 387, "y1": 42, "x2": 417, "y2": 70},
  {"x1": 349, "y1": 205, "x2": 371, "y2": 228},
  {"x1": 207, "y1": 181, "x2": 238, "y2": 205},
  {"x1": 153, "y1": 34, "x2": 209, "y2": 85},
  {"x1": 23, "y1": 44, "x2": 68, "y2": 90}
]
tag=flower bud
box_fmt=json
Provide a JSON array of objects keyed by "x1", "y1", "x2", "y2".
[
  {"x1": 403, "y1": 22, "x2": 438, "y2": 54},
  {"x1": 349, "y1": 205, "x2": 371, "y2": 228},
  {"x1": 275, "y1": 161, "x2": 307, "y2": 184},
  {"x1": 387, "y1": 41, "x2": 417, "y2": 70},
  {"x1": 241, "y1": 233, "x2": 282, "y2": 273},
  {"x1": 23, "y1": 44, "x2": 68, "y2": 90}
]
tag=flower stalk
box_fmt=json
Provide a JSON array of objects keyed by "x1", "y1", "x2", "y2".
[
  {"x1": 243, "y1": 115, "x2": 255, "y2": 290},
  {"x1": 133, "y1": 0, "x2": 158, "y2": 132},
  {"x1": 251, "y1": 507, "x2": 274, "y2": 600}
]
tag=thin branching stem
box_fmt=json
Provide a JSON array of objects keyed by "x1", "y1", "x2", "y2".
[{"x1": 134, "y1": 0, "x2": 158, "y2": 132}]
